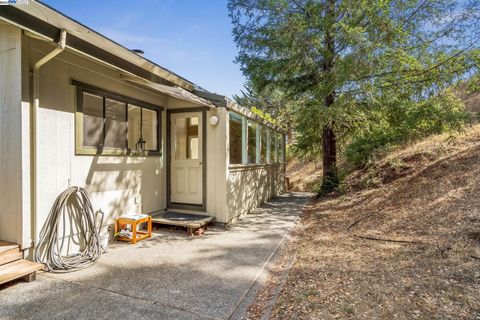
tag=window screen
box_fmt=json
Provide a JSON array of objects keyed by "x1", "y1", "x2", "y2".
[
  {"x1": 229, "y1": 112, "x2": 243, "y2": 164},
  {"x1": 104, "y1": 99, "x2": 127, "y2": 148},
  {"x1": 82, "y1": 92, "x2": 104, "y2": 147}
]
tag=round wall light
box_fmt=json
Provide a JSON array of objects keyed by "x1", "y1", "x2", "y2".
[{"x1": 209, "y1": 115, "x2": 219, "y2": 126}]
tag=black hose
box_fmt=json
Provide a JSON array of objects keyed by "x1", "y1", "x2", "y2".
[{"x1": 35, "y1": 187, "x2": 104, "y2": 272}]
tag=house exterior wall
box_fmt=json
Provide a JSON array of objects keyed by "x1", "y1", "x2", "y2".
[
  {"x1": 224, "y1": 106, "x2": 286, "y2": 223},
  {"x1": 1, "y1": 24, "x2": 282, "y2": 250},
  {"x1": 0, "y1": 23, "x2": 30, "y2": 246},
  {"x1": 205, "y1": 107, "x2": 228, "y2": 222},
  {"x1": 26, "y1": 37, "x2": 168, "y2": 247},
  {"x1": 226, "y1": 164, "x2": 285, "y2": 223}
]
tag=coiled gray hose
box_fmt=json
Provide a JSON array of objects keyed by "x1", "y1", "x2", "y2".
[{"x1": 35, "y1": 187, "x2": 104, "y2": 273}]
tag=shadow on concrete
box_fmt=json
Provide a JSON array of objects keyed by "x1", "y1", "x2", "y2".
[{"x1": 0, "y1": 193, "x2": 311, "y2": 320}]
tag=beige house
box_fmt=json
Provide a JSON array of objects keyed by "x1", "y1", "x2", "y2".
[{"x1": 0, "y1": 1, "x2": 286, "y2": 255}]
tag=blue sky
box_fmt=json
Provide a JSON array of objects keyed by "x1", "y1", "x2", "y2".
[{"x1": 42, "y1": 0, "x2": 245, "y2": 98}]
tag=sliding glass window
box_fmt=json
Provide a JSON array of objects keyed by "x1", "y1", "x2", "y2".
[{"x1": 77, "y1": 85, "x2": 161, "y2": 156}]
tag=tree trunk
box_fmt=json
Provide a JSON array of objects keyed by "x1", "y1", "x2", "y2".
[
  {"x1": 322, "y1": 121, "x2": 337, "y2": 187},
  {"x1": 320, "y1": 0, "x2": 338, "y2": 193}
]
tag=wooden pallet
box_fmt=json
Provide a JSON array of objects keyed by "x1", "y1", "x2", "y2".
[
  {"x1": 0, "y1": 241, "x2": 43, "y2": 286},
  {"x1": 151, "y1": 212, "x2": 215, "y2": 235}
]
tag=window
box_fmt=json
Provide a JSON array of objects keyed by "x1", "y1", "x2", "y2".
[
  {"x1": 76, "y1": 83, "x2": 161, "y2": 156},
  {"x1": 260, "y1": 126, "x2": 267, "y2": 163},
  {"x1": 271, "y1": 132, "x2": 278, "y2": 163},
  {"x1": 127, "y1": 105, "x2": 159, "y2": 152},
  {"x1": 104, "y1": 98, "x2": 127, "y2": 148},
  {"x1": 247, "y1": 121, "x2": 257, "y2": 164},
  {"x1": 278, "y1": 133, "x2": 285, "y2": 163},
  {"x1": 142, "y1": 108, "x2": 159, "y2": 151},
  {"x1": 174, "y1": 117, "x2": 199, "y2": 160},
  {"x1": 228, "y1": 111, "x2": 282, "y2": 166},
  {"x1": 82, "y1": 92, "x2": 104, "y2": 148},
  {"x1": 229, "y1": 112, "x2": 243, "y2": 164}
]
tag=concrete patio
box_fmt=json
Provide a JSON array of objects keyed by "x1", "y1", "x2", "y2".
[{"x1": 0, "y1": 192, "x2": 311, "y2": 320}]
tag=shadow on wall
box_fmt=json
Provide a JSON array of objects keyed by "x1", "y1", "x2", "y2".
[{"x1": 84, "y1": 155, "x2": 163, "y2": 221}]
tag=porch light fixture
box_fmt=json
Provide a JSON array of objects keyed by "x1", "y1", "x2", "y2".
[{"x1": 209, "y1": 115, "x2": 219, "y2": 126}]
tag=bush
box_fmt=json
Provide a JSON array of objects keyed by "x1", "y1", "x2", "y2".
[{"x1": 345, "y1": 92, "x2": 468, "y2": 168}]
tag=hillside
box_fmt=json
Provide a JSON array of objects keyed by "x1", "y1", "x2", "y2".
[
  {"x1": 251, "y1": 124, "x2": 480, "y2": 319},
  {"x1": 457, "y1": 84, "x2": 480, "y2": 121}
]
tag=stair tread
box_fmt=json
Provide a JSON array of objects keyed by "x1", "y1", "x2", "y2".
[
  {"x1": 0, "y1": 241, "x2": 19, "y2": 253},
  {"x1": 0, "y1": 249, "x2": 22, "y2": 266},
  {"x1": 0, "y1": 259, "x2": 44, "y2": 285}
]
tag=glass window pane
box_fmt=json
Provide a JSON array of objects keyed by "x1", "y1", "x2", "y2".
[
  {"x1": 142, "y1": 108, "x2": 158, "y2": 151},
  {"x1": 104, "y1": 98, "x2": 127, "y2": 148},
  {"x1": 175, "y1": 117, "x2": 199, "y2": 160},
  {"x1": 260, "y1": 126, "x2": 267, "y2": 163},
  {"x1": 82, "y1": 92, "x2": 104, "y2": 147},
  {"x1": 247, "y1": 121, "x2": 257, "y2": 164},
  {"x1": 229, "y1": 113, "x2": 243, "y2": 164},
  {"x1": 128, "y1": 105, "x2": 141, "y2": 150},
  {"x1": 272, "y1": 133, "x2": 278, "y2": 163},
  {"x1": 278, "y1": 134, "x2": 284, "y2": 163}
]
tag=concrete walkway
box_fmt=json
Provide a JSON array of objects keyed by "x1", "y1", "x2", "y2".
[{"x1": 0, "y1": 192, "x2": 311, "y2": 320}]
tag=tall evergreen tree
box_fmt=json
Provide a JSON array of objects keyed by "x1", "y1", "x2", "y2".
[{"x1": 228, "y1": 0, "x2": 479, "y2": 192}]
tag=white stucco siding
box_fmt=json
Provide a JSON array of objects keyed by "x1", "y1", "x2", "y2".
[{"x1": 28, "y1": 37, "x2": 167, "y2": 243}]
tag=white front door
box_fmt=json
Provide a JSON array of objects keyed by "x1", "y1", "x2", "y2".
[{"x1": 170, "y1": 112, "x2": 203, "y2": 205}]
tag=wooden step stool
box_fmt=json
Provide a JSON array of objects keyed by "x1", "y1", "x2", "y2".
[{"x1": 115, "y1": 215, "x2": 152, "y2": 244}]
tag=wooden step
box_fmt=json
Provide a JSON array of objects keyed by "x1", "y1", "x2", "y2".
[
  {"x1": 0, "y1": 259, "x2": 44, "y2": 285},
  {"x1": 0, "y1": 241, "x2": 19, "y2": 253},
  {"x1": 0, "y1": 241, "x2": 21, "y2": 266}
]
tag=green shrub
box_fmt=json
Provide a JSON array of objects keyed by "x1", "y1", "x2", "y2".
[{"x1": 345, "y1": 92, "x2": 468, "y2": 167}]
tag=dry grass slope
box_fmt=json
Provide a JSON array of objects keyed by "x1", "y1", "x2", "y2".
[
  {"x1": 286, "y1": 159, "x2": 323, "y2": 192},
  {"x1": 258, "y1": 124, "x2": 480, "y2": 319}
]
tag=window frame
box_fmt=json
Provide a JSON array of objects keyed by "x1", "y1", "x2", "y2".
[
  {"x1": 247, "y1": 119, "x2": 258, "y2": 164},
  {"x1": 74, "y1": 80, "x2": 163, "y2": 157},
  {"x1": 228, "y1": 111, "x2": 286, "y2": 167},
  {"x1": 228, "y1": 111, "x2": 244, "y2": 165}
]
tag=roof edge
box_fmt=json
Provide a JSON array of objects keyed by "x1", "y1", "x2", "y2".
[{"x1": 0, "y1": 1, "x2": 196, "y2": 91}]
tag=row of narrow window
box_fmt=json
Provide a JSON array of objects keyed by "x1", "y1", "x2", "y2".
[{"x1": 229, "y1": 112, "x2": 285, "y2": 165}]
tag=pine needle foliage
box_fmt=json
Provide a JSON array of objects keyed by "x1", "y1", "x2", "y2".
[{"x1": 228, "y1": 0, "x2": 479, "y2": 193}]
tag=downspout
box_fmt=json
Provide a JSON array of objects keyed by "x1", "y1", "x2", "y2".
[{"x1": 31, "y1": 30, "x2": 66, "y2": 254}]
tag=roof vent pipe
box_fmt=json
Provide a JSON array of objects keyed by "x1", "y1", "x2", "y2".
[{"x1": 131, "y1": 49, "x2": 144, "y2": 55}]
